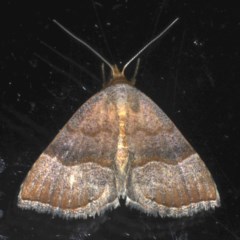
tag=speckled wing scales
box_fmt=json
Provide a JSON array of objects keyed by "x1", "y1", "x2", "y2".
[
  {"x1": 126, "y1": 88, "x2": 220, "y2": 217},
  {"x1": 18, "y1": 90, "x2": 119, "y2": 219}
]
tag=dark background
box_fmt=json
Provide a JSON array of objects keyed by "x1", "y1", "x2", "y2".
[{"x1": 0, "y1": 0, "x2": 239, "y2": 239}]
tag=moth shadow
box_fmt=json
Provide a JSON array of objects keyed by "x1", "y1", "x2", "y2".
[
  {"x1": 4, "y1": 202, "x2": 108, "y2": 240},
  {"x1": 4, "y1": 195, "x2": 218, "y2": 240},
  {"x1": 90, "y1": 203, "x2": 216, "y2": 240}
]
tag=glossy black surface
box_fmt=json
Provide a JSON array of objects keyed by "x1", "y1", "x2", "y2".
[{"x1": 0, "y1": 0, "x2": 239, "y2": 239}]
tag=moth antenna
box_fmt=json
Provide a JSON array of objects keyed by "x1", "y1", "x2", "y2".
[
  {"x1": 53, "y1": 19, "x2": 114, "y2": 72},
  {"x1": 122, "y1": 18, "x2": 179, "y2": 75}
]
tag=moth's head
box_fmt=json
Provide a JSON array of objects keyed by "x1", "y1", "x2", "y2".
[
  {"x1": 104, "y1": 65, "x2": 127, "y2": 87},
  {"x1": 103, "y1": 63, "x2": 138, "y2": 88}
]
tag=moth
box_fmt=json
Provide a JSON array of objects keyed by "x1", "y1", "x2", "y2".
[{"x1": 18, "y1": 19, "x2": 220, "y2": 219}]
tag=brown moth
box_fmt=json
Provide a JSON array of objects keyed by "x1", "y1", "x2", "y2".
[{"x1": 18, "y1": 19, "x2": 220, "y2": 219}]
